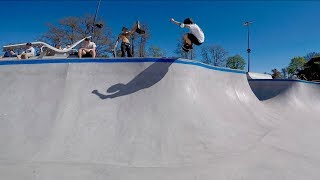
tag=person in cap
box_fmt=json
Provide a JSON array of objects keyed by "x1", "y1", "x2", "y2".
[
  {"x1": 112, "y1": 21, "x2": 145, "y2": 57},
  {"x1": 170, "y1": 17, "x2": 205, "y2": 52},
  {"x1": 78, "y1": 37, "x2": 97, "y2": 58},
  {"x1": 17, "y1": 42, "x2": 35, "y2": 59}
]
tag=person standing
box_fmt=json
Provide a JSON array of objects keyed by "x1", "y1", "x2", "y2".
[{"x1": 113, "y1": 21, "x2": 145, "y2": 57}]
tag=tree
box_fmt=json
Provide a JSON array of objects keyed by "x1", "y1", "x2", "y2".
[
  {"x1": 174, "y1": 40, "x2": 189, "y2": 59},
  {"x1": 201, "y1": 45, "x2": 212, "y2": 64},
  {"x1": 304, "y1": 52, "x2": 320, "y2": 61},
  {"x1": 41, "y1": 15, "x2": 113, "y2": 57},
  {"x1": 173, "y1": 35, "x2": 198, "y2": 60},
  {"x1": 287, "y1": 57, "x2": 306, "y2": 79},
  {"x1": 132, "y1": 23, "x2": 150, "y2": 57},
  {"x1": 281, "y1": 68, "x2": 288, "y2": 79},
  {"x1": 200, "y1": 45, "x2": 228, "y2": 66},
  {"x1": 297, "y1": 58, "x2": 320, "y2": 81},
  {"x1": 148, "y1": 45, "x2": 165, "y2": 57},
  {"x1": 225, "y1": 55, "x2": 246, "y2": 70},
  {"x1": 271, "y1": 68, "x2": 281, "y2": 79},
  {"x1": 189, "y1": 48, "x2": 197, "y2": 60}
]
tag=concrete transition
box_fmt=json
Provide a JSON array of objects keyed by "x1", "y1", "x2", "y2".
[{"x1": 0, "y1": 58, "x2": 320, "y2": 180}]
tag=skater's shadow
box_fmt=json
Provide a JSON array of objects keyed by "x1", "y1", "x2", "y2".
[{"x1": 92, "y1": 59, "x2": 175, "y2": 99}]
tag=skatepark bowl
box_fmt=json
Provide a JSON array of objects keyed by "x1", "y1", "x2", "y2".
[{"x1": 0, "y1": 57, "x2": 320, "y2": 180}]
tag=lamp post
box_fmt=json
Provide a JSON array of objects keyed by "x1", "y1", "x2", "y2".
[
  {"x1": 244, "y1": 21, "x2": 253, "y2": 72},
  {"x1": 92, "y1": 0, "x2": 102, "y2": 36}
]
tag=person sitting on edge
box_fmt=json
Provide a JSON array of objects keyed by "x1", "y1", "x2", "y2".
[
  {"x1": 63, "y1": 44, "x2": 74, "y2": 55},
  {"x1": 170, "y1": 17, "x2": 205, "y2": 52},
  {"x1": 78, "y1": 37, "x2": 96, "y2": 58},
  {"x1": 17, "y1": 42, "x2": 35, "y2": 59},
  {"x1": 3, "y1": 48, "x2": 17, "y2": 58},
  {"x1": 55, "y1": 44, "x2": 62, "y2": 50},
  {"x1": 113, "y1": 21, "x2": 144, "y2": 57},
  {"x1": 45, "y1": 44, "x2": 63, "y2": 56}
]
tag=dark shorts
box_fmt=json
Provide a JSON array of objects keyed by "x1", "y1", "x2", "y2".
[
  {"x1": 4, "y1": 54, "x2": 17, "y2": 57},
  {"x1": 121, "y1": 42, "x2": 132, "y2": 57},
  {"x1": 3, "y1": 52, "x2": 17, "y2": 57},
  {"x1": 82, "y1": 53, "x2": 93, "y2": 57},
  {"x1": 187, "y1": 33, "x2": 202, "y2": 45}
]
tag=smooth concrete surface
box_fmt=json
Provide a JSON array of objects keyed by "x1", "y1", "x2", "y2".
[
  {"x1": 0, "y1": 58, "x2": 320, "y2": 180},
  {"x1": 247, "y1": 72, "x2": 272, "y2": 80}
]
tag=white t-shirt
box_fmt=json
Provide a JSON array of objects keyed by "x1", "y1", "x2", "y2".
[
  {"x1": 189, "y1": 24, "x2": 205, "y2": 43},
  {"x1": 25, "y1": 47, "x2": 35, "y2": 56},
  {"x1": 82, "y1": 42, "x2": 97, "y2": 49}
]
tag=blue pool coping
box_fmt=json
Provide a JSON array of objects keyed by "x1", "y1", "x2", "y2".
[
  {"x1": 0, "y1": 57, "x2": 319, "y2": 85},
  {"x1": 0, "y1": 57, "x2": 246, "y2": 74}
]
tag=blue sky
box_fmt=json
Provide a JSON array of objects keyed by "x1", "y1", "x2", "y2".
[{"x1": 1, "y1": 0, "x2": 320, "y2": 73}]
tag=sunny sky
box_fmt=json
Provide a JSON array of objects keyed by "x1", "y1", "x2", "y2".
[{"x1": 1, "y1": 0, "x2": 320, "y2": 73}]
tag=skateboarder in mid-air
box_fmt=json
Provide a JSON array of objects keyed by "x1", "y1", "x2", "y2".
[
  {"x1": 112, "y1": 21, "x2": 145, "y2": 57},
  {"x1": 170, "y1": 17, "x2": 205, "y2": 52}
]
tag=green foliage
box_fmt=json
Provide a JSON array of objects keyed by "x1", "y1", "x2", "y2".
[
  {"x1": 304, "y1": 52, "x2": 320, "y2": 61},
  {"x1": 287, "y1": 57, "x2": 306, "y2": 78},
  {"x1": 270, "y1": 52, "x2": 320, "y2": 80},
  {"x1": 297, "y1": 57, "x2": 320, "y2": 81},
  {"x1": 225, "y1": 55, "x2": 246, "y2": 70}
]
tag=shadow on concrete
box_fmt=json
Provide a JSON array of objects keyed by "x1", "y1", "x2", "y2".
[
  {"x1": 248, "y1": 80, "x2": 293, "y2": 101},
  {"x1": 92, "y1": 59, "x2": 175, "y2": 99}
]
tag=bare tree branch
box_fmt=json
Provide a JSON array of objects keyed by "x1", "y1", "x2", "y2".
[{"x1": 41, "y1": 14, "x2": 113, "y2": 57}]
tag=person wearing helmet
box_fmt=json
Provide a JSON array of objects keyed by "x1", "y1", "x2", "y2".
[{"x1": 170, "y1": 17, "x2": 205, "y2": 52}]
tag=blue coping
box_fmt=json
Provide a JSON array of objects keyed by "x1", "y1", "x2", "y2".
[
  {"x1": 0, "y1": 58, "x2": 247, "y2": 74},
  {"x1": 1, "y1": 58, "x2": 319, "y2": 85},
  {"x1": 249, "y1": 78, "x2": 320, "y2": 86}
]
